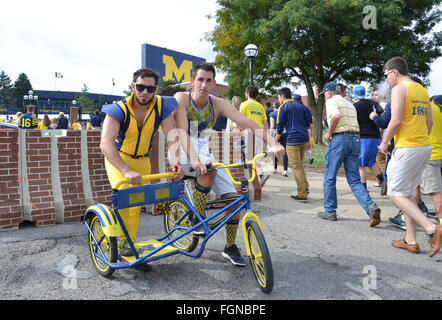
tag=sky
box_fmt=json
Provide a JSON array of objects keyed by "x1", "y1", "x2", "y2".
[{"x1": 1, "y1": 0, "x2": 441, "y2": 98}]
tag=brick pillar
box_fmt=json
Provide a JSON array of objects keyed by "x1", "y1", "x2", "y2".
[
  {"x1": 25, "y1": 130, "x2": 56, "y2": 227},
  {"x1": 57, "y1": 131, "x2": 86, "y2": 223},
  {"x1": 86, "y1": 131, "x2": 112, "y2": 206},
  {"x1": 0, "y1": 131, "x2": 22, "y2": 230}
]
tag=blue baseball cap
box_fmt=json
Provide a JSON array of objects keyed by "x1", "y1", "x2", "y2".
[
  {"x1": 353, "y1": 85, "x2": 366, "y2": 99},
  {"x1": 432, "y1": 95, "x2": 442, "y2": 105},
  {"x1": 293, "y1": 94, "x2": 302, "y2": 101},
  {"x1": 319, "y1": 82, "x2": 339, "y2": 95}
]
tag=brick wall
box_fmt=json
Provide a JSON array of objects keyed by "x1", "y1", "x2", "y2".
[
  {"x1": 0, "y1": 130, "x2": 21, "y2": 230},
  {"x1": 0, "y1": 129, "x2": 262, "y2": 230}
]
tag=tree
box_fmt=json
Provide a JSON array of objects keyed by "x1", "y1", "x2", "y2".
[
  {"x1": 0, "y1": 70, "x2": 14, "y2": 109},
  {"x1": 157, "y1": 79, "x2": 187, "y2": 96},
  {"x1": 206, "y1": 0, "x2": 442, "y2": 143},
  {"x1": 13, "y1": 73, "x2": 33, "y2": 112},
  {"x1": 76, "y1": 84, "x2": 96, "y2": 114}
]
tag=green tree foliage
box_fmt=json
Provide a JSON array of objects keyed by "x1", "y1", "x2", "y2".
[
  {"x1": 76, "y1": 84, "x2": 96, "y2": 113},
  {"x1": 206, "y1": 0, "x2": 442, "y2": 143},
  {"x1": 0, "y1": 71, "x2": 14, "y2": 108},
  {"x1": 13, "y1": 73, "x2": 33, "y2": 112},
  {"x1": 157, "y1": 79, "x2": 187, "y2": 96}
]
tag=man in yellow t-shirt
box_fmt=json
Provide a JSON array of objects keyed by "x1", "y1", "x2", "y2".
[
  {"x1": 379, "y1": 56, "x2": 441, "y2": 257},
  {"x1": 420, "y1": 96, "x2": 442, "y2": 225},
  {"x1": 240, "y1": 85, "x2": 267, "y2": 129},
  {"x1": 239, "y1": 85, "x2": 267, "y2": 158}
]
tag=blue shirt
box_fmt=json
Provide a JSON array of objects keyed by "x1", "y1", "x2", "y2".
[
  {"x1": 56, "y1": 116, "x2": 69, "y2": 129},
  {"x1": 276, "y1": 100, "x2": 312, "y2": 145},
  {"x1": 265, "y1": 108, "x2": 273, "y2": 127},
  {"x1": 90, "y1": 115, "x2": 103, "y2": 127}
]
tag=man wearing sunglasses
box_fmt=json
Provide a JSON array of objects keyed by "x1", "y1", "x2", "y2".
[
  {"x1": 379, "y1": 56, "x2": 441, "y2": 257},
  {"x1": 173, "y1": 62, "x2": 285, "y2": 266},
  {"x1": 100, "y1": 68, "x2": 184, "y2": 256}
]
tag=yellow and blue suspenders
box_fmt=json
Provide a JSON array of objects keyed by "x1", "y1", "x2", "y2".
[{"x1": 115, "y1": 95, "x2": 163, "y2": 158}]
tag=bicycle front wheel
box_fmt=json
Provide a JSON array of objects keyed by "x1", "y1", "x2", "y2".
[
  {"x1": 88, "y1": 215, "x2": 117, "y2": 278},
  {"x1": 163, "y1": 200, "x2": 199, "y2": 252},
  {"x1": 245, "y1": 220, "x2": 273, "y2": 293}
]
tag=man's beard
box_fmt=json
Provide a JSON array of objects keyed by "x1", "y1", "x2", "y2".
[{"x1": 134, "y1": 94, "x2": 152, "y2": 106}]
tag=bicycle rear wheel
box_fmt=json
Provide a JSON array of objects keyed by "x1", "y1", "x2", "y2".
[
  {"x1": 245, "y1": 220, "x2": 273, "y2": 293},
  {"x1": 163, "y1": 200, "x2": 199, "y2": 252},
  {"x1": 88, "y1": 215, "x2": 117, "y2": 278}
]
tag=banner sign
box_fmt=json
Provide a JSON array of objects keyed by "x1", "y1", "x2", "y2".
[{"x1": 141, "y1": 43, "x2": 205, "y2": 84}]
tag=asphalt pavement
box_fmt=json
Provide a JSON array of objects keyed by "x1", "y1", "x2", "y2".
[{"x1": 0, "y1": 169, "x2": 440, "y2": 302}]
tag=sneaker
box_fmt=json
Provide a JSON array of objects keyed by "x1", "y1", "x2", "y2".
[
  {"x1": 418, "y1": 200, "x2": 429, "y2": 214},
  {"x1": 368, "y1": 203, "x2": 381, "y2": 227},
  {"x1": 380, "y1": 181, "x2": 387, "y2": 196},
  {"x1": 260, "y1": 174, "x2": 270, "y2": 186},
  {"x1": 191, "y1": 216, "x2": 206, "y2": 236},
  {"x1": 282, "y1": 171, "x2": 288, "y2": 177},
  {"x1": 426, "y1": 211, "x2": 438, "y2": 219},
  {"x1": 317, "y1": 211, "x2": 337, "y2": 221},
  {"x1": 119, "y1": 239, "x2": 135, "y2": 256},
  {"x1": 428, "y1": 225, "x2": 442, "y2": 257},
  {"x1": 391, "y1": 239, "x2": 420, "y2": 254},
  {"x1": 309, "y1": 157, "x2": 314, "y2": 164},
  {"x1": 389, "y1": 211, "x2": 406, "y2": 230},
  {"x1": 291, "y1": 195, "x2": 308, "y2": 202},
  {"x1": 222, "y1": 244, "x2": 246, "y2": 267}
]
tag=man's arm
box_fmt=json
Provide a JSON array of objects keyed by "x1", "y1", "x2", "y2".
[
  {"x1": 378, "y1": 84, "x2": 406, "y2": 154},
  {"x1": 323, "y1": 114, "x2": 341, "y2": 146},
  {"x1": 214, "y1": 96, "x2": 284, "y2": 157},
  {"x1": 426, "y1": 102, "x2": 433, "y2": 135},
  {"x1": 100, "y1": 114, "x2": 142, "y2": 185}
]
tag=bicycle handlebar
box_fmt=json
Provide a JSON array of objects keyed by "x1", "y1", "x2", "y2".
[
  {"x1": 212, "y1": 152, "x2": 273, "y2": 186},
  {"x1": 113, "y1": 152, "x2": 274, "y2": 189},
  {"x1": 113, "y1": 172, "x2": 176, "y2": 189}
]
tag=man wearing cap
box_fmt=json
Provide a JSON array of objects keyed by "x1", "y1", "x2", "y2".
[
  {"x1": 319, "y1": 82, "x2": 382, "y2": 227},
  {"x1": 276, "y1": 87, "x2": 312, "y2": 201},
  {"x1": 56, "y1": 112, "x2": 69, "y2": 129},
  {"x1": 353, "y1": 85, "x2": 385, "y2": 192}
]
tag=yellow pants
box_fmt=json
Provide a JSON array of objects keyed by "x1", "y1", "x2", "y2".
[{"x1": 104, "y1": 153, "x2": 151, "y2": 243}]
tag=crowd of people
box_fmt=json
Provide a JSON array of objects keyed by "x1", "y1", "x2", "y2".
[
  {"x1": 99, "y1": 59, "x2": 440, "y2": 261},
  {"x1": 0, "y1": 109, "x2": 104, "y2": 130},
  {"x1": 4, "y1": 57, "x2": 439, "y2": 261}
]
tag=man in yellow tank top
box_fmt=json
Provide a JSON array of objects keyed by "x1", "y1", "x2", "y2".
[{"x1": 379, "y1": 57, "x2": 441, "y2": 257}]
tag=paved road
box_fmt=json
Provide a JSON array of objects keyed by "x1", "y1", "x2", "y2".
[{"x1": 0, "y1": 171, "x2": 440, "y2": 301}]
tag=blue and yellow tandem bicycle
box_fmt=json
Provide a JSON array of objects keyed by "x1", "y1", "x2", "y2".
[{"x1": 83, "y1": 153, "x2": 274, "y2": 293}]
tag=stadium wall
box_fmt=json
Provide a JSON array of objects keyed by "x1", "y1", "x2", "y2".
[{"x1": 0, "y1": 130, "x2": 262, "y2": 231}]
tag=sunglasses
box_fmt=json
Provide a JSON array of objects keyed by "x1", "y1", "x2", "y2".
[
  {"x1": 134, "y1": 83, "x2": 156, "y2": 93},
  {"x1": 384, "y1": 69, "x2": 394, "y2": 79}
]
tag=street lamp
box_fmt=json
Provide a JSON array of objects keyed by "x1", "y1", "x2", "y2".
[
  {"x1": 23, "y1": 90, "x2": 38, "y2": 113},
  {"x1": 244, "y1": 44, "x2": 259, "y2": 86}
]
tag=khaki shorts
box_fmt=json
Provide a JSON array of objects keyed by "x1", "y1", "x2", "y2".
[
  {"x1": 387, "y1": 146, "x2": 432, "y2": 197},
  {"x1": 420, "y1": 159, "x2": 442, "y2": 194}
]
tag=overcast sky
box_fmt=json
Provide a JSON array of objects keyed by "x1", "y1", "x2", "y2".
[{"x1": 1, "y1": 0, "x2": 441, "y2": 97}]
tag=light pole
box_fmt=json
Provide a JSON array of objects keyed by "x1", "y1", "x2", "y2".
[
  {"x1": 244, "y1": 44, "x2": 259, "y2": 86},
  {"x1": 23, "y1": 90, "x2": 38, "y2": 114}
]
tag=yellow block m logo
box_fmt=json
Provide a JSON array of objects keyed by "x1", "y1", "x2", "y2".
[{"x1": 162, "y1": 55, "x2": 193, "y2": 83}]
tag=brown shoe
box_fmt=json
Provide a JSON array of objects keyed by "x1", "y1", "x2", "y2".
[
  {"x1": 428, "y1": 225, "x2": 442, "y2": 257},
  {"x1": 392, "y1": 239, "x2": 420, "y2": 254}
]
